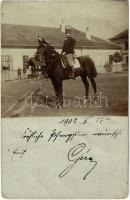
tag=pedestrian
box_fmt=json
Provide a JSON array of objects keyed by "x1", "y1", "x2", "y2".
[
  {"x1": 23, "y1": 66, "x2": 26, "y2": 79},
  {"x1": 17, "y1": 67, "x2": 22, "y2": 80}
]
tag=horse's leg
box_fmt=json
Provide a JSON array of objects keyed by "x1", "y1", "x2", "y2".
[
  {"x1": 31, "y1": 66, "x2": 34, "y2": 79},
  {"x1": 51, "y1": 78, "x2": 58, "y2": 97},
  {"x1": 41, "y1": 66, "x2": 44, "y2": 75},
  {"x1": 57, "y1": 80, "x2": 63, "y2": 107},
  {"x1": 37, "y1": 65, "x2": 39, "y2": 75},
  {"x1": 36, "y1": 66, "x2": 38, "y2": 78},
  {"x1": 35, "y1": 66, "x2": 37, "y2": 76},
  {"x1": 88, "y1": 77, "x2": 97, "y2": 94},
  {"x1": 80, "y1": 75, "x2": 89, "y2": 99},
  {"x1": 51, "y1": 78, "x2": 59, "y2": 106},
  {"x1": 33, "y1": 65, "x2": 36, "y2": 78},
  {"x1": 88, "y1": 76, "x2": 97, "y2": 100},
  {"x1": 31, "y1": 66, "x2": 34, "y2": 78}
]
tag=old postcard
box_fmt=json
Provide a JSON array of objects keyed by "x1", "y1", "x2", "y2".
[{"x1": 1, "y1": 0, "x2": 129, "y2": 199}]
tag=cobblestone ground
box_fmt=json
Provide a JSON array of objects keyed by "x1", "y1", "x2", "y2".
[{"x1": 1, "y1": 72, "x2": 128, "y2": 117}]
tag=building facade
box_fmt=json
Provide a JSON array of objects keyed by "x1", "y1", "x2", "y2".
[
  {"x1": 109, "y1": 30, "x2": 128, "y2": 69},
  {"x1": 1, "y1": 24, "x2": 123, "y2": 80}
]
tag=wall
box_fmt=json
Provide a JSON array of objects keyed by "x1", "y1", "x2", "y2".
[
  {"x1": 1, "y1": 48, "x2": 121, "y2": 75},
  {"x1": 1, "y1": 48, "x2": 36, "y2": 70},
  {"x1": 56, "y1": 48, "x2": 121, "y2": 73}
]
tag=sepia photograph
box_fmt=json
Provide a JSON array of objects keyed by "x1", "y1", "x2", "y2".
[
  {"x1": 1, "y1": 0, "x2": 129, "y2": 199},
  {"x1": 1, "y1": 0, "x2": 128, "y2": 117}
]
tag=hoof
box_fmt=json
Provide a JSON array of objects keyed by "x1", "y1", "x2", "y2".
[
  {"x1": 93, "y1": 95, "x2": 98, "y2": 102},
  {"x1": 56, "y1": 104, "x2": 63, "y2": 109},
  {"x1": 84, "y1": 97, "x2": 91, "y2": 103}
]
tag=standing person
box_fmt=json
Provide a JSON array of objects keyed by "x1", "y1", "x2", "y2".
[
  {"x1": 17, "y1": 67, "x2": 22, "y2": 80},
  {"x1": 23, "y1": 65, "x2": 26, "y2": 79},
  {"x1": 61, "y1": 32, "x2": 76, "y2": 79}
]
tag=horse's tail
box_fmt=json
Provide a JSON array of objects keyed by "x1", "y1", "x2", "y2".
[{"x1": 78, "y1": 56, "x2": 97, "y2": 78}]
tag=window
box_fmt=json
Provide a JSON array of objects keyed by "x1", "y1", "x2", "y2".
[
  {"x1": 23, "y1": 55, "x2": 29, "y2": 73},
  {"x1": 23, "y1": 55, "x2": 29, "y2": 66},
  {"x1": 1, "y1": 55, "x2": 13, "y2": 69}
]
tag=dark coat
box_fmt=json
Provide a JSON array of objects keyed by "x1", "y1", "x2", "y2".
[{"x1": 62, "y1": 37, "x2": 76, "y2": 54}]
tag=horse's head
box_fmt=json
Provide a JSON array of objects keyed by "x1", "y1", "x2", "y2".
[
  {"x1": 37, "y1": 38, "x2": 59, "y2": 61},
  {"x1": 37, "y1": 37, "x2": 48, "y2": 54},
  {"x1": 35, "y1": 45, "x2": 46, "y2": 61}
]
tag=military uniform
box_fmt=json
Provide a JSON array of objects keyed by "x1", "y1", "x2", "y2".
[{"x1": 62, "y1": 36, "x2": 76, "y2": 79}]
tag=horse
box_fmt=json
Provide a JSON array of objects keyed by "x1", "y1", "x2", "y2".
[
  {"x1": 35, "y1": 39, "x2": 97, "y2": 107},
  {"x1": 27, "y1": 56, "x2": 45, "y2": 78}
]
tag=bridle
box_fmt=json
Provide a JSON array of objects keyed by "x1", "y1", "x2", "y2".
[
  {"x1": 37, "y1": 43, "x2": 61, "y2": 63},
  {"x1": 37, "y1": 43, "x2": 69, "y2": 70}
]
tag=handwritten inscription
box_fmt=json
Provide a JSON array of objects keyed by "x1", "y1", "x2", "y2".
[
  {"x1": 93, "y1": 128, "x2": 121, "y2": 139},
  {"x1": 20, "y1": 126, "x2": 121, "y2": 145},
  {"x1": 8, "y1": 147, "x2": 27, "y2": 161},
  {"x1": 59, "y1": 116, "x2": 111, "y2": 126},
  {"x1": 59, "y1": 143, "x2": 97, "y2": 180},
  {"x1": 8, "y1": 117, "x2": 122, "y2": 180},
  {"x1": 21, "y1": 128, "x2": 44, "y2": 143},
  {"x1": 48, "y1": 129, "x2": 87, "y2": 143}
]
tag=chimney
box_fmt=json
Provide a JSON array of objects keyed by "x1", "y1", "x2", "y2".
[
  {"x1": 60, "y1": 19, "x2": 65, "y2": 32},
  {"x1": 86, "y1": 27, "x2": 91, "y2": 40}
]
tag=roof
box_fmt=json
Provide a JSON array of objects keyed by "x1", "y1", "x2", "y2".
[
  {"x1": 109, "y1": 30, "x2": 128, "y2": 41},
  {"x1": 1, "y1": 24, "x2": 122, "y2": 50}
]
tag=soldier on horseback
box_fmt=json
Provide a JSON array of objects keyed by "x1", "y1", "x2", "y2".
[
  {"x1": 61, "y1": 32, "x2": 76, "y2": 80},
  {"x1": 33, "y1": 36, "x2": 97, "y2": 107}
]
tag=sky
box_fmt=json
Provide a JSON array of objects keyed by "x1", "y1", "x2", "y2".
[{"x1": 1, "y1": 0, "x2": 129, "y2": 39}]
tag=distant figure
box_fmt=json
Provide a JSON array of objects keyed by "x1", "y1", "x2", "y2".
[
  {"x1": 23, "y1": 66, "x2": 27, "y2": 79},
  {"x1": 17, "y1": 67, "x2": 22, "y2": 79},
  {"x1": 61, "y1": 32, "x2": 76, "y2": 79}
]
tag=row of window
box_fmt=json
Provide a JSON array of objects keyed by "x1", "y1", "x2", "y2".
[{"x1": 1, "y1": 55, "x2": 29, "y2": 70}]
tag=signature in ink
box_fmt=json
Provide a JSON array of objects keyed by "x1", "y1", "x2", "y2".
[{"x1": 59, "y1": 143, "x2": 97, "y2": 180}]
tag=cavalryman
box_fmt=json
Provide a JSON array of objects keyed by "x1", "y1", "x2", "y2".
[{"x1": 61, "y1": 32, "x2": 76, "y2": 79}]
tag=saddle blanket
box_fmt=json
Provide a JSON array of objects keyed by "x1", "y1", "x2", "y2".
[
  {"x1": 61, "y1": 56, "x2": 80, "y2": 69},
  {"x1": 74, "y1": 58, "x2": 80, "y2": 68}
]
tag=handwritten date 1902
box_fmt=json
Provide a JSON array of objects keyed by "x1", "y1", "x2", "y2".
[
  {"x1": 59, "y1": 117, "x2": 110, "y2": 126},
  {"x1": 59, "y1": 143, "x2": 97, "y2": 180}
]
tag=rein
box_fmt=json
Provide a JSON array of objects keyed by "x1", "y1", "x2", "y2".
[{"x1": 38, "y1": 43, "x2": 61, "y2": 65}]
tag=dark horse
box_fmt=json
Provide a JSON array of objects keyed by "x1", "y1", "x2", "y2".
[
  {"x1": 35, "y1": 39, "x2": 97, "y2": 107},
  {"x1": 27, "y1": 57, "x2": 39, "y2": 77},
  {"x1": 27, "y1": 54, "x2": 45, "y2": 77}
]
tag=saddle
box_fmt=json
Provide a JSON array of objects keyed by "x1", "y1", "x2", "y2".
[
  {"x1": 61, "y1": 55, "x2": 80, "y2": 69},
  {"x1": 61, "y1": 55, "x2": 70, "y2": 68}
]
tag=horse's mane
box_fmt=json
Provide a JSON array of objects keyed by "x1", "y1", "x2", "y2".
[
  {"x1": 37, "y1": 41, "x2": 60, "y2": 63},
  {"x1": 38, "y1": 39, "x2": 60, "y2": 56}
]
